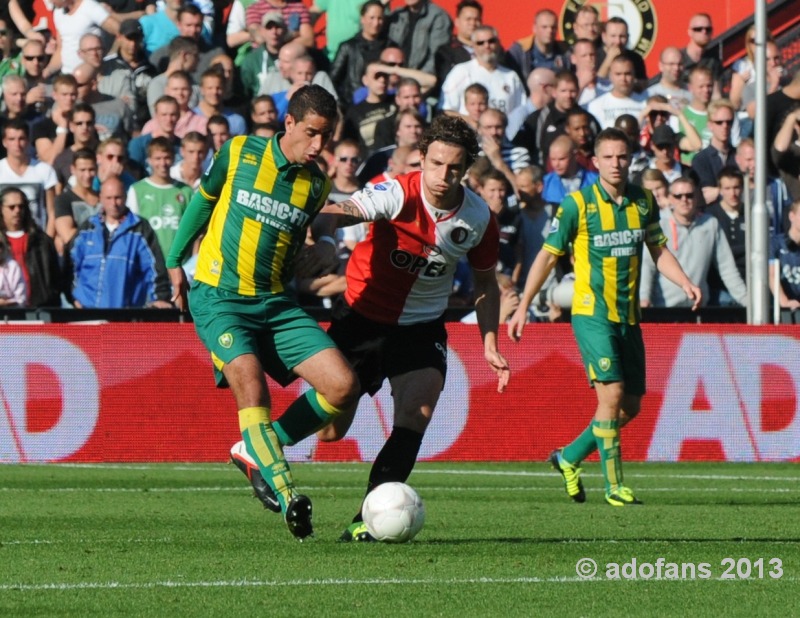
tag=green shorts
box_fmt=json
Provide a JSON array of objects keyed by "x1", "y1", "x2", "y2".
[
  {"x1": 571, "y1": 315, "x2": 646, "y2": 396},
  {"x1": 189, "y1": 281, "x2": 336, "y2": 388}
]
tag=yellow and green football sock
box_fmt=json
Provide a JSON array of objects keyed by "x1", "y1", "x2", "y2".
[
  {"x1": 238, "y1": 406, "x2": 295, "y2": 512},
  {"x1": 561, "y1": 424, "x2": 598, "y2": 466},
  {"x1": 273, "y1": 389, "x2": 346, "y2": 446},
  {"x1": 592, "y1": 419, "x2": 622, "y2": 493}
]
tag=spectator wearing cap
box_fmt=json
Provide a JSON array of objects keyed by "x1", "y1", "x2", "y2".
[
  {"x1": 100, "y1": 18, "x2": 156, "y2": 132},
  {"x1": 642, "y1": 125, "x2": 693, "y2": 186},
  {"x1": 148, "y1": 4, "x2": 224, "y2": 82},
  {"x1": 244, "y1": 0, "x2": 315, "y2": 50},
  {"x1": 240, "y1": 11, "x2": 286, "y2": 100},
  {"x1": 691, "y1": 99, "x2": 737, "y2": 205}
]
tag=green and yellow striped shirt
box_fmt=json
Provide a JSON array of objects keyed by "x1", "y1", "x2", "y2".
[
  {"x1": 166, "y1": 134, "x2": 331, "y2": 296},
  {"x1": 543, "y1": 180, "x2": 666, "y2": 324}
]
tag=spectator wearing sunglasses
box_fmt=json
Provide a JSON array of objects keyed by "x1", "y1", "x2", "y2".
[
  {"x1": 441, "y1": 26, "x2": 524, "y2": 118},
  {"x1": 679, "y1": 13, "x2": 722, "y2": 89},
  {"x1": 640, "y1": 176, "x2": 745, "y2": 308},
  {"x1": 691, "y1": 100, "x2": 737, "y2": 205}
]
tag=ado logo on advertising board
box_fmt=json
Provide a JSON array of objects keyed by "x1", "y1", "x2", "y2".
[
  {"x1": 649, "y1": 335, "x2": 800, "y2": 461},
  {"x1": 0, "y1": 335, "x2": 100, "y2": 462}
]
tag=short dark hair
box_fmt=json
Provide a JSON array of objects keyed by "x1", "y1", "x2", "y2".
[
  {"x1": 360, "y1": 0, "x2": 384, "y2": 15},
  {"x1": 464, "y1": 82, "x2": 489, "y2": 100},
  {"x1": 418, "y1": 115, "x2": 480, "y2": 169},
  {"x1": 154, "y1": 95, "x2": 179, "y2": 111},
  {"x1": 252, "y1": 94, "x2": 276, "y2": 112},
  {"x1": 177, "y1": 3, "x2": 203, "y2": 20},
  {"x1": 395, "y1": 108, "x2": 425, "y2": 132},
  {"x1": 147, "y1": 136, "x2": 175, "y2": 157},
  {"x1": 717, "y1": 166, "x2": 744, "y2": 186},
  {"x1": 286, "y1": 84, "x2": 338, "y2": 124},
  {"x1": 456, "y1": 0, "x2": 482, "y2": 16},
  {"x1": 167, "y1": 36, "x2": 198, "y2": 60},
  {"x1": 594, "y1": 127, "x2": 630, "y2": 155},
  {"x1": 2, "y1": 118, "x2": 28, "y2": 139},
  {"x1": 72, "y1": 148, "x2": 97, "y2": 166},
  {"x1": 69, "y1": 101, "x2": 96, "y2": 122},
  {"x1": 207, "y1": 114, "x2": 230, "y2": 130}
]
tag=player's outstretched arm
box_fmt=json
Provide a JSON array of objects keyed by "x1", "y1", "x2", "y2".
[
  {"x1": 649, "y1": 244, "x2": 702, "y2": 310},
  {"x1": 472, "y1": 268, "x2": 510, "y2": 393},
  {"x1": 507, "y1": 249, "x2": 559, "y2": 341},
  {"x1": 168, "y1": 267, "x2": 190, "y2": 312}
]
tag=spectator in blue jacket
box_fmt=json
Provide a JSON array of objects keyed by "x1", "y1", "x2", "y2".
[
  {"x1": 541, "y1": 135, "x2": 598, "y2": 206},
  {"x1": 69, "y1": 176, "x2": 171, "y2": 309}
]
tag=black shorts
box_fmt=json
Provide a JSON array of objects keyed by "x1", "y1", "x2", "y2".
[{"x1": 327, "y1": 298, "x2": 448, "y2": 397}]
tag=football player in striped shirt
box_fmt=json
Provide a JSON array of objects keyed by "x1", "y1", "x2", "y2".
[{"x1": 509, "y1": 128, "x2": 701, "y2": 506}]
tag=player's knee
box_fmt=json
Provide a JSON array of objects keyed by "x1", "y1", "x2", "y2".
[
  {"x1": 324, "y1": 372, "x2": 360, "y2": 411},
  {"x1": 395, "y1": 407, "x2": 433, "y2": 434}
]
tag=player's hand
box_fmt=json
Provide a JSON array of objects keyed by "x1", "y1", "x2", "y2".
[
  {"x1": 168, "y1": 267, "x2": 189, "y2": 312},
  {"x1": 485, "y1": 348, "x2": 510, "y2": 393},
  {"x1": 683, "y1": 282, "x2": 702, "y2": 311},
  {"x1": 507, "y1": 306, "x2": 528, "y2": 342},
  {"x1": 295, "y1": 241, "x2": 338, "y2": 278}
]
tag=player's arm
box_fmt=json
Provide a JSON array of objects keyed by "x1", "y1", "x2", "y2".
[
  {"x1": 165, "y1": 141, "x2": 230, "y2": 309},
  {"x1": 472, "y1": 267, "x2": 510, "y2": 393},
  {"x1": 647, "y1": 243, "x2": 702, "y2": 310},
  {"x1": 509, "y1": 196, "x2": 577, "y2": 340},
  {"x1": 508, "y1": 248, "x2": 560, "y2": 340}
]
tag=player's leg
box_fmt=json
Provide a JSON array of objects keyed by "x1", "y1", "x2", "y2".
[
  {"x1": 222, "y1": 353, "x2": 315, "y2": 537},
  {"x1": 340, "y1": 318, "x2": 446, "y2": 542},
  {"x1": 273, "y1": 347, "x2": 360, "y2": 446},
  {"x1": 340, "y1": 367, "x2": 443, "y2": 542}
]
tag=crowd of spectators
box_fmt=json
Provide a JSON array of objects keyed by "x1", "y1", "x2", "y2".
[{"x1": 0, "y1": 0, "x2": 798, "y2": 318}]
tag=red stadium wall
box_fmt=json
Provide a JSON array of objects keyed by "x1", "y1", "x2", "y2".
[
  {"x1": 383, "y1": 0, "x2": 756, "y2": 75},
  {"x1": 1, "y1": 323, "x2": 799, "y2": 464}
]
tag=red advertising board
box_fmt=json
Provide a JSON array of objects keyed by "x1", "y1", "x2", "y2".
[{"x1": 1, "y1": 323, "x2": 798, "y2": 464}]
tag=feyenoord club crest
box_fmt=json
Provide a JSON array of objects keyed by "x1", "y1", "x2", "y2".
[
  {"x1": 560, "y1": 0, "x2": 657, "y2": 58},
  {"x1": 450, "y1": 227, "x2": 469, "y2": 244}
]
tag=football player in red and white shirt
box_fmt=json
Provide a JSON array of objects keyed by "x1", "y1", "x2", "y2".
[
  {"x1": 230, "y1": 116, "x2": 510, "y2": 540},
  {"x1": 310, "y1": 115, "x2": 510, "y2": 540}
]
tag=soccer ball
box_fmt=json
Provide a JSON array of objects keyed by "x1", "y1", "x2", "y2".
[{"x1": 361, "y1": 482, "x2": 425, "y2": 543}]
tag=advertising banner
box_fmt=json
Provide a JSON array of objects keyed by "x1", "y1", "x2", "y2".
[{"x1": 1, "y1": 324, "x2": 798, "y2": 463}]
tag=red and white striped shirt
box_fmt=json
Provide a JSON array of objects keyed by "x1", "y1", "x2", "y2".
[{"x1": 344, "y1": 171, "x2": 498, "y2": 325}]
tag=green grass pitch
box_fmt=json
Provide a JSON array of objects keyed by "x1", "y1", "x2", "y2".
[{"x1": 1, "y1": 462, "x2": 798, "y2": 617}]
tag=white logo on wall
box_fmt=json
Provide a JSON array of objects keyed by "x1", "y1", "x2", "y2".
[
  {"x1": 284, "y1": 348, "x2": 470, "y2": 462},
  {"x1": 561, "y1": 0, "x2": 657, "y2": 57},
  {"x1": 0, "y1": 335, "x2": 100, "y2": 462},
  {"x1": 648, "y1": 334, "x2": 800, "y2": 461}
]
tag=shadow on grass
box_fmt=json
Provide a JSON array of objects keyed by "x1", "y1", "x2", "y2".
[{"x1": 420, "y1": 537, "x2": 800, "y2": 545}]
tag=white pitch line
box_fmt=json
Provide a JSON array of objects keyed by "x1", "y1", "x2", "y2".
[
  {"x1": 1, "y1": 485, "x2": 799, "y2": 494},
  {"x1": 10, "y1": 463, "x2": 800, "y2": 484},
  {"x1": 6, "y1": 575, "x2": 794, "y2": 592},
  {"x1": 2, "y1": 485, "x2": 800, "y2": 495}
]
